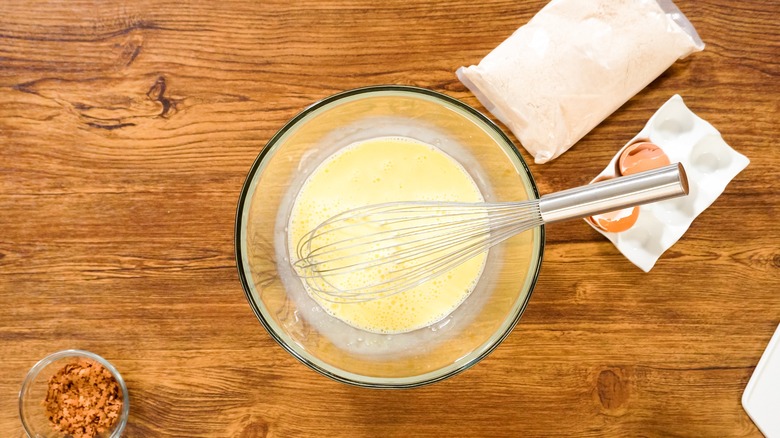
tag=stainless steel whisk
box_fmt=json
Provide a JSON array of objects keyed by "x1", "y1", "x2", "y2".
[{"x1": 293, "y1": 163, "x2": 688, "y2": 303}]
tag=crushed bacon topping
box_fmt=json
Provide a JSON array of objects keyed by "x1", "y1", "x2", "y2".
[{"x1": 43, "y1": 358, "x2": 123, "y2": 438}]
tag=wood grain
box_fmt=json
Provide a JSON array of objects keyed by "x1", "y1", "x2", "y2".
[{"x1": 1, "y1": 0, "x2": 777, "y2": 436}]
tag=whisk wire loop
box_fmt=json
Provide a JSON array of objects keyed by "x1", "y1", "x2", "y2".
[{"x1": 294, "y1": 201, "x2": 543, "y2": 301}]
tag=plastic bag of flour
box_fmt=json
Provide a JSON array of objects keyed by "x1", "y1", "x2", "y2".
[{"x1": 457, "y1": 0, "x2": 704, "y2": 164}]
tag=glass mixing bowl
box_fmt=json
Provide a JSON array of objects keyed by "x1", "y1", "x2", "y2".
[{"x1": 235, "y1": 86, "x2": 544, "y2": 387}]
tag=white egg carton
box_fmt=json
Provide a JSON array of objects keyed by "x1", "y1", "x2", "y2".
[{"x1": 587, "y1": 95, "x2": 750, "y2": 272}]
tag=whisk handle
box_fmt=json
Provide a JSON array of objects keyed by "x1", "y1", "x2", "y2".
[{"x1": 538, "y1": 163, "x2": 689, "y2": 224}]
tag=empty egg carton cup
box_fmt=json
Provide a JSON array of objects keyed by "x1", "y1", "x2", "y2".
[{"x1": 586, "y1": 95, "x2": 749, "y2": 272}]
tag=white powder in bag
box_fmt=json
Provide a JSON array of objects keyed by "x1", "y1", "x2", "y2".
[{"x1": 457, "y1": 0, "x2": 704, "y2": 164}]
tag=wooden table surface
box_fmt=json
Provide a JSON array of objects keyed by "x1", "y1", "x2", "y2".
[{"x1": 1, "y1": 0, "x2": 777, "y2": 436}]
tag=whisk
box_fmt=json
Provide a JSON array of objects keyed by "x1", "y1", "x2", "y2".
[{"x1": 293, "y1": 163, "x2": 688, "y2": 302}]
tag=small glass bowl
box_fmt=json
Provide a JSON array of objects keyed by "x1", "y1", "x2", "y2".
[{"x1": 19, "y1": 350, "x2": 130, "y2": 438}]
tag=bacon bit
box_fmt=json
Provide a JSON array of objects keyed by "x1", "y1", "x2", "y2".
[{"x1": 43, "y1": 358, "x2": 123, "y2": 438}]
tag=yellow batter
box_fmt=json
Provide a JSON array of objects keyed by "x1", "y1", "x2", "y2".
[{"x1": 288, "y1": 137, "x2": 486, "y2": 334}]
